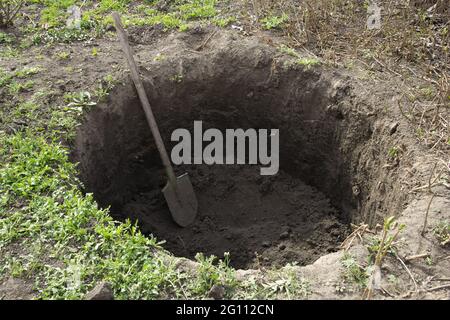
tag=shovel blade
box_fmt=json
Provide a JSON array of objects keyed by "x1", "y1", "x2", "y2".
[{"x1": 162, "y1": 173, "x2": 198, "y2": 227}]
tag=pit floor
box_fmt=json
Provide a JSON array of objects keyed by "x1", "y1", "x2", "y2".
[{"x1": 112, "y1": 164, "x2": 349, "y2": 268}]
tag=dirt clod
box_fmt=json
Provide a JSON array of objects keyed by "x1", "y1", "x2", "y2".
[
  {"x1": 0, "y1": 278, "x2": 34, "y2": 300},
  {"x1": 208, "y1": 285, "x2": 225, "y2": 300}
]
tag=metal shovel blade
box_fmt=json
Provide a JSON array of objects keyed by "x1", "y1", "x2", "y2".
[{"x1": 162, "y1": 173, "x2": 198, "y2": 227}]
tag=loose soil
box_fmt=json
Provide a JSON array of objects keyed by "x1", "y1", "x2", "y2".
[{"x1": 121, "y1": 165, "x2": 349, "y2": 268}]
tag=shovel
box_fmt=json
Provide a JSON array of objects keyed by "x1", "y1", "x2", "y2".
[{"x1": 112, "y1": 12, "x2": 198, "y2": 227}]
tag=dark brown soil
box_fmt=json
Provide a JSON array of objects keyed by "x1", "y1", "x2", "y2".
[
  {"x1": 122, "y1": 165, "x2": 349, "y2": 268},
  {"x1": 73, "y1": 33, "x2": 374, "y2": 268}
]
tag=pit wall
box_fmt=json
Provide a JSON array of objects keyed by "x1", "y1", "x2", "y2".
[{"x1": 73, "y1": 32, "x2": 408, "y2": 230}]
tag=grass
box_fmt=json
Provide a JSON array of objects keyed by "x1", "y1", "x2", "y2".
[
  {"x1": 260, "y1": 14, "x2": 288, "y2": 30},
  {"x1": 3, "y1": 0, "x2": 225, "y2": 46},
  {"x1": 338, "y1": 217, "x2": 406, "y2": 298},
  {"x1": 363, "y1": 217, "x2": 405, "y2": 299},
  {"x1": 0, "y1": 31, "x2": 15, "y2": 44},
  {"x1": 278, "y1": 45, "x2": 321, "y2": 69},
  {"x1": 295, "y1": 57, "x2": 320, "y2": 69},
  {"x1": 0, "y1": 132, "x2": 242, "y2": 299}
]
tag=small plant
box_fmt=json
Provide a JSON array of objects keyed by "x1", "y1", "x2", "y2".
[
  {"x1": 95, "y1": 75, "x2": 116, "y2": 102},
  {"x1": 153, "y1": 53, "x2": 166, "y2": 62},
  {"x1": 0, "y1": 0, "x2": 24, "y2": 28},
  {"x1": 213, "y1": 16, "x2": 236, "y2": 28},
  {"x1": 296, "y1": 57, "x2": 321, "y2": 69},
  {"x1": 279, "y1": 45, "x2": 320, "y2": 69},
  {"x1": 0, "y1": 31, "x2": 14, "y2": 44},
  {"x1": 260, "y1": 14, "x2": 288, "y2": 30},
  {"x1": 279, "y1": 44, "x2": 301, "y2": 58},
  {"x1": 56, "y1": 51, "x2": 70, "y2": 60},
  {"x1": 7, "y1": 80, "x2": 34, "y2": 94},
  {"x1": 190, "y1": 252, "x2": 236, "y2": 297},
  {"x1": 388, "y1": 146, "x2": 399, "y2": 159},
  {"x1": 433, "y1": 221, "x2": 450, "y2": 246},
  {"x1": 15, "y1": 66, "x2": 41, "y2": 78},
  {"x1": 262, "y1": 266, "x2": 310, "y2": 299},
  {"x1": 0, "y1": 45, "x2": 18, "y2": 57},
  {"x1": 341, "y1": 253, "x2": 368, "y2": 289},
  {"x1": 97, "y1": 0, "x2": 131, "y2": 13},
  {"x1": 179, "y1": 0, "x2": 217, "y2": 20},
  {"x1": 364, "y1": 216, "x2": 405, "y2": 299},
  {"x1": 65, "y1": 91, "x2": 97, "y2": 111},
  {"x1": 0, "y1": 68, "x2": 13, "y2": 87},
  {"x1": 370, "y1": 217, "x2": 405, "y2": 265},
  {"x1": 170, "y1": 74, "x2": 183, "y2": 83}
]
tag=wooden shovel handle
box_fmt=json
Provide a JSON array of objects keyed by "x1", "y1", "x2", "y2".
[{"x1": 112, "y1": 12, "x2": 177, "y2": 185}]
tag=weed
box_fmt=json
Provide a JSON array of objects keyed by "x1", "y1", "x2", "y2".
[
  {"x1": 56, "y1": 51, "x2": 71, "y2": 60},
  {"x1": 260, "y1": 14, "x2": 288, "y2": 30},
  {"x1": 295, "y1": 57, "x2": 320, "y2": 69},
  {"x1": 179, "y1": 0, "x2": 217, "y2": 20},
  {"x1": 388, "y1": 146, "x2": 399, "y2": 159},
  {"x1": 97, "y1": 0, "x2": 131, "y2": 14},
  {"x1": 0, "y1": 31, "x2": 15, "y2": 44},
  {"x1": 7, "y1": 80, "x2": 34, "y2": 95},
  {"x1": 15, "y1": 67, "x2": 41, "y2": 78},
  {"x1": 0, "y1": 45, "x2": 19, "y2": 57},
  {"x1": 213, "y1": 16, "x2": 236, "y2": 28},
  {"x1": 0, "y1": 68, "x2": 13, "y2": 87},
  {"x1": 279, "y1": 44, "x2": 300, "y2": 58},
  {"x1": 189, "y1": 252, "x2": 236, "y2": 297},
  {"x1": 364, "y1": 216, "x2": 405, "y2": 299},
  {"x1": 12, "y1": 101, "x2": 40, "y2": 122},
  {"x1": 33, "y1": 27, "x2": 93, "y2": 44},
  {"x1": 262, "y1": 266, "x2": 310, "y2": 299},
  {"x1": 65, "y1": 91, "x2": 97, "y2": 109},
  {"x1": 153, "y1": 53, "x2": 166, "y2": 62},
  {"x1": 433, "y1": 221, "x2": 450, "y2": 246},
  {"x1": 341, "y1": 253, "x2": 368, "y2": 289},
  {"x1": 170, "y1": 74, "x2": 184, "y2": 83},
  {"x1": 94, "y1": 75, "x2": 117, "y2": 102}
]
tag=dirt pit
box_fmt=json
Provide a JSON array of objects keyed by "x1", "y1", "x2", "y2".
[{"x1": 73, "y1": 34, "x2": 375, "y2": 268}]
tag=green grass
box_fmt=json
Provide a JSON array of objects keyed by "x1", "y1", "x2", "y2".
[
  {"x1": 340, "y1": 253, "x2": 368, "y2": 290},
  {"x1": 9, "y1": 0, "x2": 224, "y2": 46},
  {"x1": 178, "y1": 0, "x2": 217, "y2": 20},
  {"x1": 0, "y1": 32, "x2": 15, "y2": 44},
  {"x1": 295, "y1": 57, "x2": 321, "y2": 69},
  {"x1": 260, "y1": 14, "x2": 288, "y2": 30},
  {"x1": 278, "y1": 45, "x2": 321, "y2": 69},
  {"x1": 189, "y1": 252, "x2": 236, "y2": 296},
  {"x1": 279, "y1": 44, "x2": 301, "y2": 58},
  {"x1": 0, "y1": 132, "x2": 240, "y2": 299}
]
